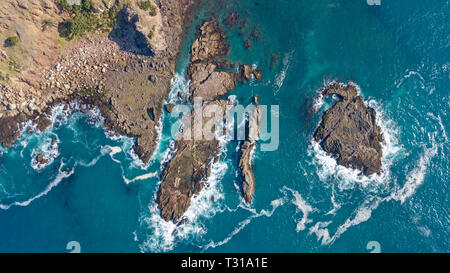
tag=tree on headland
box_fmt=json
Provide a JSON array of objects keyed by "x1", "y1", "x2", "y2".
[{"x1": 4, "y1": 36, "x2": 19, "y2": 47}]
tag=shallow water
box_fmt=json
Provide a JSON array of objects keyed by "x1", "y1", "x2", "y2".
[{"x1": 0, "y1": 0, "x2": 448, "y2": 252}]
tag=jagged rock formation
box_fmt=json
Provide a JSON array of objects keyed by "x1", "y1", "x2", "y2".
[
  {"x1": 157, "y1": 100, "x2": 232, "y2": 223},
  {"x1": 238, "y1": 102, "x2": 262, "y2": 203},
  {"x1": 239, "y1": 64, "x2": 262, "y2": 82},
  {"x1": 157, "y1": 17, "x2": 263, "y2": 223},
  {"x1": 188, "y1": 18, "x2": 237, "y2": 101},
  {"x1": 314, "y1": 82, "x2": 383, "y2": 175}
]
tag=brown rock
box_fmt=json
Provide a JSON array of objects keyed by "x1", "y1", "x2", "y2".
[
  {"x1": 190, "y1": 18, "x2": 230, "y2": 63},
  {"x1": 238, "y1": 105, "x2": 262, "y2": 204},
  {"x1": 188, "y1": 62, "x2": 237, "y2": 101},
  {"x1": 223, "y1": 12, "x2": 239, "y2": 28},
  {"x1": 36, "y1": 116, "x2": 52, "y2": 131},
  {"x1": 253, "y1": 69, "x2": 263, "y2": 82},
  {"x1": 156, "y1": 100, "x2": 232, "y2": 223},
  {"x1": 244, "y1": 39, "x2": 251, "y2": 50},
  {"x1": 165, "y1": 103, "x2": 175, "y2": 113},
  {"x1": 36, "y1": 153, "x2": 48, "y2": 165},
  {"x1": 0, "y1": 116, "x2": 21, "y2": 148},
  {"x1": 314, "y1": 82, "x2": 383, "y2": 175},
  {"x1": 239, "y1": 64, "x2": 253, "y2": 81}
]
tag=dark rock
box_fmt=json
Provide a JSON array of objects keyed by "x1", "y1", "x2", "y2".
[
  {"x1": 238, "y1": 105, "x2": 262, "y2": 204},
  {"x1": 314, "y1": 82, "x2": 383, "y2": 176},
  {"x1": 238, "y1": 65, "x2": 262, "y2": 82},
  {"x1": 244, "y1": 39, "x2": 251, "y2": 50},
  {"x1": 156, "y1": 100, "x2": 232, "y2": 223},
  {"x1": 165, "y1": 103, "x2": 175, "y2": 113},
  {"x1": 0, "y1": 116, "x2": 21, "y2": 148},
  {"x1": 224, "y1": 12, "x2": 239, "y2": 28},
  {"x1": 190, "y1": 18, "x2": 230, "y2": 62},
  {"x1": 251, "y1": 27, "x2": 260, "y2": 41},
  {"x1": 253, "y1": 69, "x2": 262, "y2": 82},
  {"x1": 35, "y1": 116, "x2": 51, "y2": 132},
  {"x1": 188, "y1": 62, "x2": 237, "y2": 101},
  {"x1": 36, "y1": 153, "x2": 48, "y2": 165},
  {"x1": 239, "y1": 64, "x2": 253, "y2": 81}
]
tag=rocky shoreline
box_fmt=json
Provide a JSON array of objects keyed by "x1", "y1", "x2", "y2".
[
  {"x1": 314, "y1": 82, "x2": 383, "y2": 176},
  {"x1": 156, "y1": 17, "x2": 263, "y2": 223},
  {"x1": 238, "y1": 101, "x2": 262, "y2": 204},
  {"x1": 0, "y1": 0, "x2": 194, "y2": 163}
]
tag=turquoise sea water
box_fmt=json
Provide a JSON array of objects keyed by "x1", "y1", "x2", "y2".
[{"x1": 0, "y1": 0, "x2": 448, "y2": 252}]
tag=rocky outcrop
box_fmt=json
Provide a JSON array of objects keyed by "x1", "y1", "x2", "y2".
[
  {"x1": 188, "y1": 62, "x2": 237, "y2": 101},
  {"x1": 238, "y1": 102, "x2": 262, "y2": 204},
  {"x1": 314, "y1": 82, "x2": 383, "y2": 176},
  {"x1": 0, "y1": 0, "x2": 194, "y2": 163},
  {"x1": 187, "y1": 18, "x2": 237, "y2": 101},
  {"x1": 36, "y1": 153, "x2": 48, "y2": 165},
  {"x1": 239, "y1": 64, "x2": 262, "y2": 82},
  {"x1": 157, "y1": 17, "x2": 262, "y2": 223},
  {"x1": 223, "y1": 12, "x2": 239, "y2": 28},
  {"x1": 190, "y1": 18, "x2": 230, "y2": 63},
  {"x1": 157, "y1": 100, "x2": 231, "y2": 223}
]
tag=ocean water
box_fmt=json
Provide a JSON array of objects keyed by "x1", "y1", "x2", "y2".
[{"x1": 0, "y1": 0, "x2": 448, "y2": 253}]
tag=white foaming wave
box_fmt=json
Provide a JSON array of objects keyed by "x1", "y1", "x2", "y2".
[
  {"x1": 310, "y1": 84, "x2": 403, "y2": 190},
  {"x1": 30, "y1": 137, "x2": 60, "y2": 171},
  {"x1": 148, "y1": 115, "x2": 164, "y2": 163},
  {"x1": 308, "y1": 138, "x2": 439, "y2": 246},
  {"x1": 274, "y1": 50, "x2": 294, "y2": 94},
  {"x1": 140, "y1": 155, "x2": 229, "y2": 252},
  {"x1": 389, "y1": 140, "x2": 438, "y2": 204},
  {"x1": 395, "y1": 70, "x2": 426, "y2": 89},
  {"x1": 86, "y1": 106, "x2": 105, "y2": 127},
  {"x1": 126, "y1": 117, "x2": 164, "y2": 170},
  {"x1": 167, "y1": 73, "x2": 191, "y2": 103},
  {"x1": 202, "y1": 197, "x2": 286, "y2": 250},
  {"x1": 159, "y1": 140, "x2": 176, "y2": 170},
  {"x1": 309, "y1": 197, "x2": 381, "y2": 245},
  {"x1": 308, "y1": 221, "x2": 332, "y2": 245},
  {"x1": 282, "y1": 186, "x2": 315, "y2": 231},
  {"x1": 326, "y1": 188, "x2": 342, "y2": 216},
  {"x1": 140, "y1": 111, "x2": 235, "y2": 252},
  {"x1": 0, "y1": 163, "x2": 74, "y2": 210},
  {"x1": 123, "y1": 171, "x2": 158, "y2": 185}
]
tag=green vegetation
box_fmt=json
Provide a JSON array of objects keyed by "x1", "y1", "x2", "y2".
[
  {"x1": 149, "y1": 6, "x2": 157, "y2": 16},
  {"x1": 57, "y1": 0, "x2": 92, "y2": 12},
  {"x1": 58, "y1": 1, "x2": 122, "y2": 40},
  {"x1": 139, "y1": 1, "x2": 151, "y2": 10},
  {"x1": 0, "y1": 57, "x2": 22, "y2": 83},
  {"x1": 139, "y1": 1, "x2": 157, "y2": 16},
  {"x1": 147, "y1": 25, "x2": 156, "y2": 40},
  {"x1": 41, "y1": 19, "x2": 55, "y2": 31},
  {"x1": 4, "y1": 36, "x2": 19, "y2": 47}
]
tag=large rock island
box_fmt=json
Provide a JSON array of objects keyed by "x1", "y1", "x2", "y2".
[
  {"x1": 314, "y1": 82, "x2": 383, "y2": 176},
  {"x1": 238, "y1": 102, "x2": 262, "y2": 204}
]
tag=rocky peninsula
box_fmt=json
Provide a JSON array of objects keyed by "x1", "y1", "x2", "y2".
[
  {"x1": 0, "y1": 0, "x2": 193, "y2": 163},
  {"x1": 238, "y1": 101, "x2": 262, "y2": 204},
  {"x1": 314, "y1": 82, "x2": 383, "y2": 176},
  {"x1": 157, "y1": 17, "x2": 262, "y2": 223}
]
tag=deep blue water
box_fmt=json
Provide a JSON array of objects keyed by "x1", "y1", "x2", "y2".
[{"x1": 0, "y1": 0, "x2": 448, "y2": 252}]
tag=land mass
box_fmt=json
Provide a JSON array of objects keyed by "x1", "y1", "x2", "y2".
[
  {"x1": 157, "y1": 17, "x2": 262, "y2": 223},
  {"x1": 0, "y1": 0, "x2": 193, "y2": 163},
  {"x1": 314, "y1": 82, "x2": 383, "y2": 176}
]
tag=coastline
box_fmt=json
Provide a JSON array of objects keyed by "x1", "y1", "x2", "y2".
[{"x1": 0, "y1": 0, "x2": 197, "y2": 163}]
